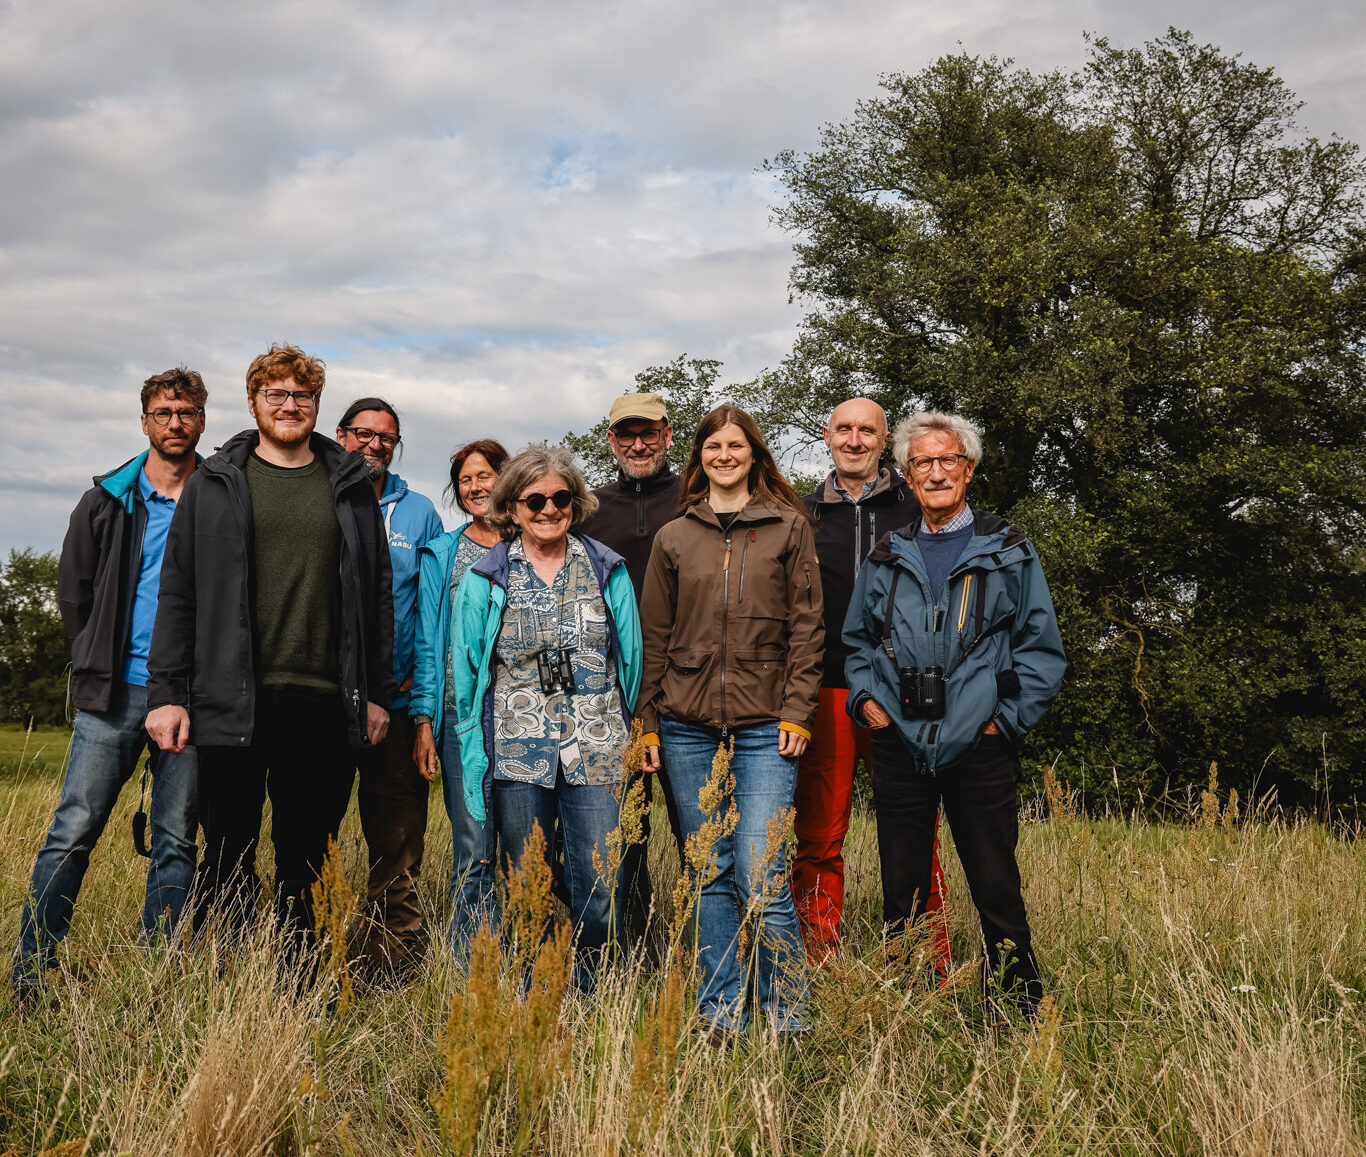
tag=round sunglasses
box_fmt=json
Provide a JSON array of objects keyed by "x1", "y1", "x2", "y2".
[{"x1": 513, "y1": 489, "x2": 573, "y2": 513}]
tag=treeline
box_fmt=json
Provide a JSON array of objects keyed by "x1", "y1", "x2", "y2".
[
  {"x1": 571, "y1": 30, "x2": 1366, "y2": 806},
  {"x1": 0, "y1": 549, "x2": 65, "y2": 727},
  {"x1": 13, "y1": 31, "x2": 1366, "y2": 805}
]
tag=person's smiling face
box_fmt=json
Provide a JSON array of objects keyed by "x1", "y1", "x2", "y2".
[
  {"x1": 700, "y1": 422, "x2": 754, "y2": 500},
  {"x1": 511, "y1": 471, "x2": 574, "y2": 550}
]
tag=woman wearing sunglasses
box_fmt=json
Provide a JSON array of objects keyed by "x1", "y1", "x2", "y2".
[
  {"x1": 409, "y1": 438, "x2": 508, "y2": 962},
  {"x1": 446, "y1": 445, "x2": 642, "y2": 988}
]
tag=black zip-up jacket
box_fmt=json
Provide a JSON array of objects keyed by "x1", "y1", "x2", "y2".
[
  {"x1": 579, "y1": 466, "x2": 682, "y2": 601},
  {"x1": 145, "y1": 430, "x2": 396, "y2": 748},
  {"x1": 803, "y1": 464, "x2": 920, "y2": 689},
  {"x1": 58, "y1": 452, "x2": 154, "y2": 713}
]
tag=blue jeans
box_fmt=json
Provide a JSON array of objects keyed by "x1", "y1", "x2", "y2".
[
  {"x1": 15, "y1": 682, "x2": 198, "y2": 982},
  {"x1": 494, "y1": 767, "x2": 622, "y2": 991},
  {"x1": 440, "y1": 714, "x2": 497, "y2": 962},
  {"x1": 660, "y1": 718, "x2": 807, "y2": 1031}
]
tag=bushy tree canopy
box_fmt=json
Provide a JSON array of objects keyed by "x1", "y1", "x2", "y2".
[
  {"x1": 0, "y1": 549, "x2": 66, "y2": 726},
  {"x1": 754, "y1": 30, "x2": 1366, "y2": 802}
]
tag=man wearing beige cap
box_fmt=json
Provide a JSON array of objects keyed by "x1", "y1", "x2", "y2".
[{"x1": 579, "y1": 391, "x2": 681, "y2": 948}]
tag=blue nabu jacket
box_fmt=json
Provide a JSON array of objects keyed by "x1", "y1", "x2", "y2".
[
  {"x1": 378, "y1": 472, "x2": 445, "y2": 710},
  {"x1": 407, "y1": 525, "x2": 480, "y2": 736},
  {"x1": 843, "y1": 510, "x2": 1066, "y2": 774},
  {"x1": 449, "y1": 533, "x2": 643, "y2": 824}
]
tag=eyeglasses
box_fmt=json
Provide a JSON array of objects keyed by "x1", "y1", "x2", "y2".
[
  {"x1": 514, "y1": 489, "x2": 573, "y2": 513},
  {"x1": 909, "y1": 454, "x2": 968, "y2": 475},
  {"x1": 144, "y1": 407, "x2": 203, "y2": 426},
  {"x1": 256, "y1": 388, "x2": 318, "y2": 409},
  {"x1": 610, "y1": 426, "x2": 665, "y2": 448},
  {"x1": 340, "y1": 426, "x2": 401, "y2": 449}
]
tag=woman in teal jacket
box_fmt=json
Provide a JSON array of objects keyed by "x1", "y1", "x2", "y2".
[
  {"x1": 448, "y1": 446, "x2": 642, "y2": 989},
  {"x1": 409, "y1": 439, "x2": 507, "y2": 960}
]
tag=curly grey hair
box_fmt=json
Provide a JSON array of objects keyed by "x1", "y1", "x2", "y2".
[
  {"x1": 892, "y1": 411, "x2": 984, "y2": 470},
  {"x1": 487, "y1": 445, "x2": 599, "y2": 540}
]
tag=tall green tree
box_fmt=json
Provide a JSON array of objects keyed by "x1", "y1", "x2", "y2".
[
  {"x1": 759, "y1": 30, "x2": 1366, "y2": 801},
  {"x1": 0, "y1": 549, "x2": 67, "y2": 726}
]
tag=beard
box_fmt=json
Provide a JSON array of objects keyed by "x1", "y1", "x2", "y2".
[
  {"x1": 614, "y1": 445, "x2": 669, "y2": 480},
  {"x1": 364, "y1": 458, "x2": 387, "y2": 482}
]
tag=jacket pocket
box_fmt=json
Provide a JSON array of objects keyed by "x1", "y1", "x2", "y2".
[
  {"x1": 728, "y1": 648, "x2": 787, "y2": 722},
  {"x1": 662, "y1": 648, "x2": 713, "y2": 724}
]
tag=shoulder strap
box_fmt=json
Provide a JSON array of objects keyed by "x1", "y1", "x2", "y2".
[{"x1": 880, "y1": 569, "x2": 902, "y2": 664}]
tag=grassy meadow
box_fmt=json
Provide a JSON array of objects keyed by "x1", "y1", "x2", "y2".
[{"x1": 0, "y1": 728, "x2": 1363, "y2": 1156}]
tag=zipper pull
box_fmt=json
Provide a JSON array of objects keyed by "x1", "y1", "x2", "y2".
[
  {"x1": 723, "y1": 533, "x2": 732, "y2": 572},
  {"x1": 934, "y1": 609, "x2": 943, "y2": 633}
]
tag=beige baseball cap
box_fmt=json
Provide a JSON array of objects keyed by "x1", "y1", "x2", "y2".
[{"x1": 608, "y1": 392, "x2": 668, "y2": 427}]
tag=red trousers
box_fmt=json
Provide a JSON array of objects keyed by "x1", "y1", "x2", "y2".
[{"x1": 792, "y1": 687, "x2": 951, "y2": 968}]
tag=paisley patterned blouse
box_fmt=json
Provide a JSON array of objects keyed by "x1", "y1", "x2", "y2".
[{"x1": 491, "y1": 535, "x2": 630, "y2": 787}]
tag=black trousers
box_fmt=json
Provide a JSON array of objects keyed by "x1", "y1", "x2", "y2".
[
  {"x1": 195, "y1": 687, "x2": 354, "y2": 938},
  {"x1": 869, "y1": 728, "x2": 1041, "y2": 1014}
]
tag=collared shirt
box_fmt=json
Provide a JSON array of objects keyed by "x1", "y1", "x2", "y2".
[
  {"x1": 491, "y1": 536, "x2": 629, "y2": 788},
  {"x1": 926, "y1": 504, "x2": 975, "y2": 534},
  {"x1": 833, "y1": 473, "x2": 882, "y2": 504},
  {"x1": 122, "y1": 469, "x2": 178, "y2": 686}
]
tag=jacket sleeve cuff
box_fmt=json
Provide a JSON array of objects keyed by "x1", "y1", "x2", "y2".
[
  {"x1": 642, "y1": 732, "x2": 660, "y2": 747},
  {"x1": 778, "y1": 721, "x2": 811, "y2": 740},
  {"x1": 846, "y1": 690, "x2": 871, "y2": 724}
]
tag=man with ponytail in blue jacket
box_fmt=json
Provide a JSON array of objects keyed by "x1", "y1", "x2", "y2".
[{"x1": 337, "y1": 398, "x2": 444, "y2": 979}]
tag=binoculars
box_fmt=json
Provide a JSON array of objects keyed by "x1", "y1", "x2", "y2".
[{"x1": 898, "y1": 665, "x2": 946, "y2": 719}]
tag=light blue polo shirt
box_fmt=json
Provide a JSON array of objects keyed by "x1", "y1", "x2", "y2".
[{"x1": 122, "y1": 469, "x2": 178, "y2": 687}]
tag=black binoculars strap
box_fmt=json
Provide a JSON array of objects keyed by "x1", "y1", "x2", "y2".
[
  {"x1": 132, "y1": 759, "x2": 152, "y2": 858},
  {"x1": 880, "y1": 569, "x2": 902, "y2": 664}
]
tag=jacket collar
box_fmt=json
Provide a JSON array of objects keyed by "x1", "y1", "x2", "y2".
[
  {"x1": 205, "y1": 429, "x2": 367, "y2": 489},
  {"x1": 613, "y1": 464, "x2": 677, "y2": 495},
  {"x1": 683, "y1": 499, "x2": 786, "y2": 530},
  {"x1": 868, "y1": 508, "x2": 1024, "y2": 566},
  {"x1": 378, "y1": 471, "x2": 410, "y2": 508},
  {"x1": 98, "y1": 449, "x2": 205, "y2": 513},
  {"x1": 812, "y1": 462, "x2": 907, "y2": 507},
  {"x1": 470, "y1": 531, "x2": 626, "y2": 591}
]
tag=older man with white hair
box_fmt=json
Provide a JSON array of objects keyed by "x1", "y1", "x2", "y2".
[{"x1": 842, "y1": 411, "x2": 1065, "y2": 1019}]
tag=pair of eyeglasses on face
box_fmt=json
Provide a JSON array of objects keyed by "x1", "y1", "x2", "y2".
[
  {"x1": 513, "y1": 489, "x2": 573, "y2": 513},
  {"x1": 909, "y1": 454, "x2": 968, "y2": 475},
  {"x1": 256, "y1": 387, "x2": 318, "y2": 409},
  {"x1": 610, "y1": 426, "x2": 664, "y2": 448},
  {"x1": 144, "y1": 407, "x2": 203, "y2": 426},
  {"x1": 340, "y1": 426, "x2": 401, "y2": 449}
]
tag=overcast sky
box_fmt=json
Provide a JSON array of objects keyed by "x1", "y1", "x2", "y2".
[{"x1": 3, "y1": 0, "x2": 1362, "y2": 555}]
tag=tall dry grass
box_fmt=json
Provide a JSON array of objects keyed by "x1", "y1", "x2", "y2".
[{"x1": 0, "y1": 744, "x2": 1363, "y2": 1155}]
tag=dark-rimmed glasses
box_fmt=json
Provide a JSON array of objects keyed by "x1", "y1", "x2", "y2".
[
  {"x1": 144, "y1": 407, "x2": 203, "y2": 426},
  {"x1": 340, "y1": 426, "x2": 401, "y2": 450},
  {"x1": 909, "y1": 454, "x2": 968, "y2": 475},
  {"x1": 610, "y1": 426, "x2": 665, "y2": 448},
  {"x1": 514, "y1": 489, "x2": 573, "y2": 513},
  {"x1": 256, "y1": 387, "x2": 318, "y2": 409}
]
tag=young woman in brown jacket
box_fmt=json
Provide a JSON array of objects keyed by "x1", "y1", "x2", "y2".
[{"x1": 638, "y1": 405, "x2": 824, "y2": 1037}]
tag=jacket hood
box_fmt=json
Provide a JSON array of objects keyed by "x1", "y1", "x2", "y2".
[
  {"x1": 811, "y1": 463, "x2": 907, "y2": 507},
  {"x1": 378, "y1": 471, "x2": 410, "y2": 507},
  {"x1": 206, "y1": 429, "x2": 369, "y2": 489},
  {"x1": 612, "y1": 464, "x2": 677, "y2": 495},
  {"x1": 97, "y1": 449, "x2": 206, "y2": 513}
]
